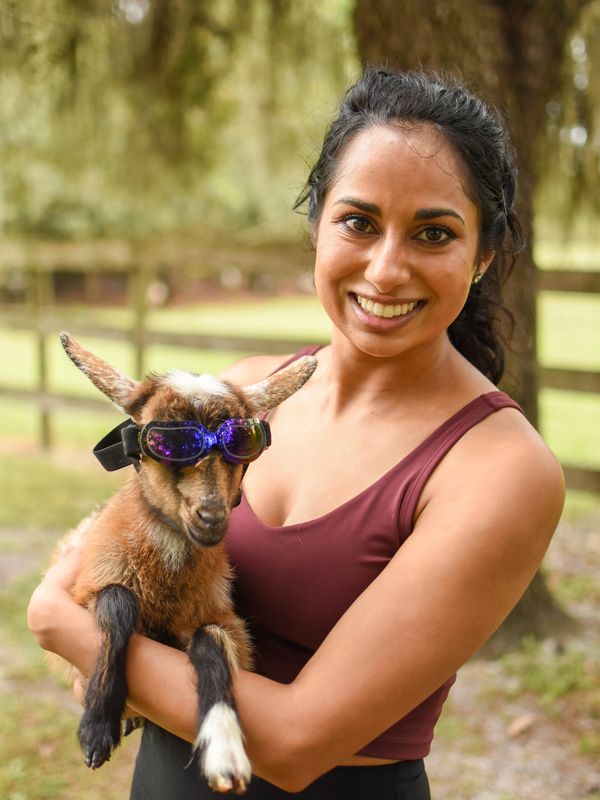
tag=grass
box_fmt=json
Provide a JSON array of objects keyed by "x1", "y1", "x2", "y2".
[
  {"x1": 0, "y1": 450, "x2": 134, "y2": 799},
  {"x1": 0, "y1": 689, "x2": 138, "y2": 800},
  {"x1": 0, "y1": 548, "x2": 141, "y2": 800},
  {"x1": 0, "y1": 452, "x2": 120, "y2": 532},
  {"x1": 499, "y1": 636, "x2": 597, "y2": 709},
  {"x1": 538, "y1": 292, "x2": 600, "y2": 371}
]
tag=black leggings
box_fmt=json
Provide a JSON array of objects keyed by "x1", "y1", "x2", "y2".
[{"x1": 130, "y1": 723, "x2": 431, "y2": 799}]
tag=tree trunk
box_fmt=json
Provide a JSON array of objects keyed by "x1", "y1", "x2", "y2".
[{"x1": 352, "y1": 0, "x2": 589, "y2": 643}]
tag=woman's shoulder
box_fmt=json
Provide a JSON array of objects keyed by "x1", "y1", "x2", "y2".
[
  {"x1": 424, "y1": 396, "x2": 565, "y2": 523},
  {"x1": 219, "y1": 353, "x2": 297, "y2": 386}
]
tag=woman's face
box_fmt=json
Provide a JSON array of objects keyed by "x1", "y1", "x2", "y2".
[{"x1": 313, "y1": 123, "x2": 492, "y2": 360}]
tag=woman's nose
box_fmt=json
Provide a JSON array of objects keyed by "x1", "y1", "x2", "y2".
[{"x1": 363, "y1": 236, "x2": 412, "y2": 293}]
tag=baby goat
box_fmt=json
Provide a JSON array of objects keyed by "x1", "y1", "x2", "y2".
[{"x1": 54, "y1": 333, "x2": 316, "y2": 794}]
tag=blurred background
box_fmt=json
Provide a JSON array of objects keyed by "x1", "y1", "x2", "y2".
[{"x1": 0, "y1": 1, "x2": 599, "y2": 798}]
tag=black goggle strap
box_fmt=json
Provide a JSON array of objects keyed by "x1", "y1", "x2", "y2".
[
  {"x1": 93, "y1": 419, "x2": 142, "y2": 472},
  {"x1": 92, "y1": 419, "x2": 269, "y2": 476},
  {"x1": 262, "y1": 420, "x2": 272, "y2": 448}
]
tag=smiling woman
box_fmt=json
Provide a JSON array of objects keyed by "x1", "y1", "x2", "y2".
[
  {"x1": 312, "y1": 124, "x2": 491, "y2": 361},
  {"x1": 28, "y1": 69, "x2": 564, "y2": 800}
]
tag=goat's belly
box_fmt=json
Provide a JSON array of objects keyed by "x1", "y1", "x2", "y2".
[{"x1": 137, "y1": 572, "x2": 235, "y2": 640}]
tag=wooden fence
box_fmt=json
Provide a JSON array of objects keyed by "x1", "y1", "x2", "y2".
[{"x1": 1, "y1": 240, "x2": 599, "y2": 494}]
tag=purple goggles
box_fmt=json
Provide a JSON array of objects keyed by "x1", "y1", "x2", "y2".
[{"x1": 139, "y1": 418, "x2": 271, "y2": 467}]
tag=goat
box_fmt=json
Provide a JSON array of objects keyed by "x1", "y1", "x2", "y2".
[{"x1": 52, "y1": 333, "x2": 317, "y2": 794}]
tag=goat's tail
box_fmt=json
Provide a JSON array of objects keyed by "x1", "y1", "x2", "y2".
[{"x1": 188, "y1": 624, "x2": 251, "y2": 795}]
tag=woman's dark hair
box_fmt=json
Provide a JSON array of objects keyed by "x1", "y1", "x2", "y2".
[{"x1": 295, "y1": 68, "x2": 524, "y2": 384}]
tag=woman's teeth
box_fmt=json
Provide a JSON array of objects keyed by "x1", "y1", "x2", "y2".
[{"x1": 355, "y1": 295, "x2": 418, "y2": 318}]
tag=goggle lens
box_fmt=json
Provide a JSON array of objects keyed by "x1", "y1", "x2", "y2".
[
  {"x1": 145, "y1": 423, "x2": 205, "y2": 463},
  {"x1": 221, "y1": 420, "x2": 265, "y2": 464}
]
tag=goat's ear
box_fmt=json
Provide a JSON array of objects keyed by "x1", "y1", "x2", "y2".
[
  {"x1": 60, "y1": 332, "x2": 140, "y2": 415},
  {"x1": 242, "y1": 355, "x2": 317, "y2": 412}
]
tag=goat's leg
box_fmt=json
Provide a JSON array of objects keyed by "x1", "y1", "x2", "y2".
[
  {"x1": 188, "y1": 624, "x2": 251, "y2": 795},
  {"x1": 78, "y1": 584, "x2": 138, "y2": 769}
]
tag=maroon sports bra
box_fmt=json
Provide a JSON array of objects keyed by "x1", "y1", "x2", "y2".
[{"x1": 226, "y1": 346, "x2": 523, "y2": 760}]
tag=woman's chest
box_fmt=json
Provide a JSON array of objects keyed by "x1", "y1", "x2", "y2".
[
  {"x1": 243, "y1": 406, "x2": 432, "y2": 528},
  {"x1": 226, "y1": 492, "x2": 403, "y2": 651}
]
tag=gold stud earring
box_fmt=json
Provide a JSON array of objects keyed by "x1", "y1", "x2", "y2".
[{"x1": 472, "y1": 272, "x2": 484, "y2": 285}]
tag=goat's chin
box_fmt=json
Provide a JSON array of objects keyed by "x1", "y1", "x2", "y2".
[{"x1": 183, "y1": 520, "x2": 228, "y2": 548}]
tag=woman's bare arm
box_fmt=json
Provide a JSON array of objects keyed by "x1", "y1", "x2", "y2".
[{"x1": 28, "y1": 416, "x2": 564, "y2": 792}]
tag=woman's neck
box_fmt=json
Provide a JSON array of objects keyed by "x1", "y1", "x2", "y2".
[{"x1": 315, "y1": 330, "x2": 481, "y2": 417}]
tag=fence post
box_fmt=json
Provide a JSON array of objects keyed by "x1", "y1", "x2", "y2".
[
  {"x1": 30, "y1": 265, "x2": 53, "y2": 448},
  {"x1": 129, "y1": 259, "x2": 147, "y2": 379}
]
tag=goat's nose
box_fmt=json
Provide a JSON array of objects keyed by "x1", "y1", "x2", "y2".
[{"x1": 195, "y1": 507, "x2": 227, "y2": 528}]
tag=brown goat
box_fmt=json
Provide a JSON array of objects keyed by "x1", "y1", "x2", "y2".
[{"x1": 54, "y1": 333, "x2": 317, "y2": 794}]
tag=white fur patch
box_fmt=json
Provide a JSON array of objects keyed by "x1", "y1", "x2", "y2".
[
  {"x1": 164, "y1": 370, "x2": 231, "y2": 404},
  {"x1": 195, "y1": 702, "x2": 251, "y2": 792},
  {"x1": 142, "y1": 519, "x2": 190, "y2": 573}
]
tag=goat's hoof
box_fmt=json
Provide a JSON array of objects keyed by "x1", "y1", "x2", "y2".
[
  {"x1": 196, "y1": 705, "x2": 251, "y2": 794},
  {"x1": 208, "y1": 771, "x2": 248, "y2": 795},
  {"x1": 123, "y1": 716, "x2": 144, "y2": 737},
  {"x1": 78, "y1": 717, "x2": 119, "y2": 770}
]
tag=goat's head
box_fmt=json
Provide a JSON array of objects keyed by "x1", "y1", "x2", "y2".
[{"x1": 60, "y1": 333, "x2": 317, "y2": 547}]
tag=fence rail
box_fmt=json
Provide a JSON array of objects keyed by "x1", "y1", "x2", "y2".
[{"x1": 1, "y1": 255, "x2": 599, "y2": 493}]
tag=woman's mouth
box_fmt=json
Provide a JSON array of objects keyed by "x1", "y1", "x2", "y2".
[{"x1": 354, "y1": 294, "x2": 420, "y2": 319}]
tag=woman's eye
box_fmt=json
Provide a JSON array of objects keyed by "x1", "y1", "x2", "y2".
[
  {"x1": 416, "y1": 226, "x2": 454, "y2": 243},
  {"x1": 341, "y1": 215, "x2": 374, "y2": 233}
]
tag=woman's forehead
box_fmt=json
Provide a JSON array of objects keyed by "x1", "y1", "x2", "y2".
[{"x1": 328, "y1": 123, "x2": 474, "y2": 209}]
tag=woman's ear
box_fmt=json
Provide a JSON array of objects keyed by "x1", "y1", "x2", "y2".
[{"x1": 474, "y1": 250, "x2": 496, "y2": 282}]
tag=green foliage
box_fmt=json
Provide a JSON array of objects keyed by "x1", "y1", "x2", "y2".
[
  {"x1": 536, "y1": 1, "x2": 600, "y2": 232},
  {"x1": 0, "y1": 0, "x2": 357, "y2": 239}
]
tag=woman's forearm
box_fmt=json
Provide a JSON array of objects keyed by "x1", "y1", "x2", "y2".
[{"x1": 124, "y1": 634, "x2": 198, "y2": 741}]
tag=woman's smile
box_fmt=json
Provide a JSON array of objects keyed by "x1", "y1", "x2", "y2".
[{"x1": 350, "y1": 293, "x2": 425, "y2": 330}]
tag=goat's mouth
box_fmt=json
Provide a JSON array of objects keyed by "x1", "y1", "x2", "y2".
[{"x1": 183, "y1": 517, "x2": 228, "y2": 548}]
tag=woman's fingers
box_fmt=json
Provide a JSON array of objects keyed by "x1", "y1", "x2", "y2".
[
  {"x1": 43, "y1": 546, "x2": 82, "y2": 592},
  {"x1": 73, "y1": 671, "x2": 86, "y2": 706}
]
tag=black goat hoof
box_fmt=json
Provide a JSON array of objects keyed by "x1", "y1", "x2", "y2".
[
  {"x1": 78, "y1": 717, "x2": 119, "y2": 770},
  {"x1": 123, "y1": 716, "x2": 143, "y2": 737}
]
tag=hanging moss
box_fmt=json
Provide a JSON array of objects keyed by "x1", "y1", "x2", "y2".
[{"x1": 0, "y1": 0, "x2": 357, "y2": 239}]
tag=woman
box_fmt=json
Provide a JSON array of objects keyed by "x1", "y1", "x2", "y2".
[{"x1": 28, "y1": 68, "x2": 564, "y2": 798}]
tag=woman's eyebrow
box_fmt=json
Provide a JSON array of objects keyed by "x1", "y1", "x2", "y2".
[
  {"x1": 414, "y1": 207, "x2": 465, "y2": 225},
  {"x1": 333, "y1": 197, "x2": 381, "y2": 215}
]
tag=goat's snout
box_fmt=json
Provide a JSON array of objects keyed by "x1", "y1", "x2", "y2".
[
  {"x1": 196, "y1": 506, "x2": 227, "y2": 529},
  {"x1": 186, "y1": 498, "x2": 230, "y2": 546}
]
